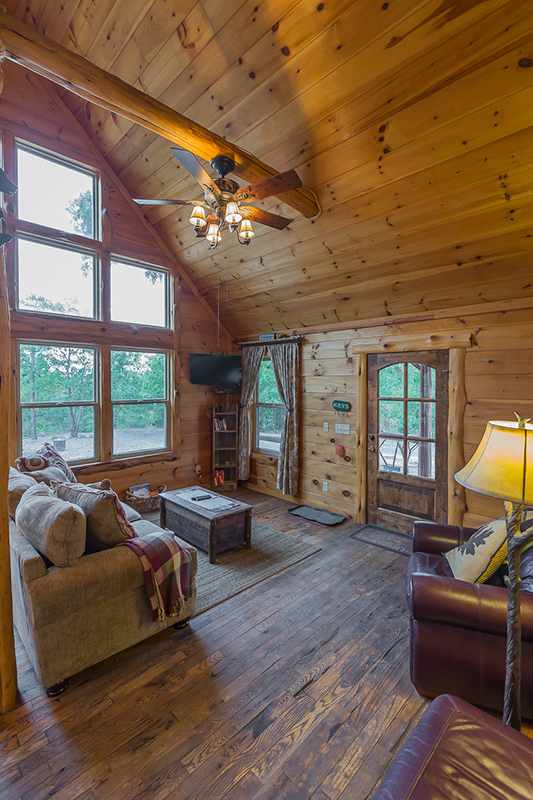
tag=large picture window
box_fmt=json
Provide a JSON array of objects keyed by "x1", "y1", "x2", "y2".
[{"x1": 254, "y1": 359, "x2": 284, "y2": 455}]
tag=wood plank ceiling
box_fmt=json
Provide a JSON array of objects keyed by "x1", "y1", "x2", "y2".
[{"x1": 3, "y1": 0, "x2": 533, "y2": 338}]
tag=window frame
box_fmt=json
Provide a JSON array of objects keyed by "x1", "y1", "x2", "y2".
[
  {"x1": 8, "y1": 136, "x2": 177, "y2": 469},
  {"x1": 253, "y1": 357, "x2": 285, "y2": 457}
]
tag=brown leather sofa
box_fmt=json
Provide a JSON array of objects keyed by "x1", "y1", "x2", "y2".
[
  {"x1": 407, "y1": 521, "x2": 533, "y2": 717},
  {"x1": 371, "y1": 693, "x2": 533, "y2": 799}
]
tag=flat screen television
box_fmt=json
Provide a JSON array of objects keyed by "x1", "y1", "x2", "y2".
[{"x1": 189, "y1": 353, "x2": 242, "y2": 387}]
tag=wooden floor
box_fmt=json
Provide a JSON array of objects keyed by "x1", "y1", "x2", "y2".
[{"x1": 1, "y1": 490, "x2": 427, "y2": 800}]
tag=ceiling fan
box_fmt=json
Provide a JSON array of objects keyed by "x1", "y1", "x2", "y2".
[{"x1": 134, "y1": 148, "x2": 303, "y2": 248}]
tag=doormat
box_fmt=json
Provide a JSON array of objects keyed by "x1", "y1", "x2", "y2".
[
  {"x1": 287, "y1": 505, "x2": 346, "y2": 527},
  {"x1": 350, "y1": 524, "x2": 412, "y2": 557}
]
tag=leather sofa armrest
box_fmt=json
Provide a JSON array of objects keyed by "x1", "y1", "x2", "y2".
[
  {"x1": 412, "y1": 521, "x2": 476, "y2": 554},
  {"x1": 410, "y1": 573, "x2": 533, "y2": 640}
]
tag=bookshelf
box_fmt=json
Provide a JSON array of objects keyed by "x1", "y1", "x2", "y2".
[{"x1": 213, "y1": 403, "x2": 239, "y2": 491}]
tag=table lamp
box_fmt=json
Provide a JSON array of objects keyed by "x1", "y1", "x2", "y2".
[{"x1": 455, "y1": 413, "x2": 533, "y2": 729}]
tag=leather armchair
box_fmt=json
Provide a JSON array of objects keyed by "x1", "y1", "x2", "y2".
[{"x1": 407, "y1": 521, "x2": 533, "y2": 717}]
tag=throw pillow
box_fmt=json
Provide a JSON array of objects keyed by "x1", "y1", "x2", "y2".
[
  {"x1": 15, "y1": 482, "x2": 86, "y2": 567},
  {"x1": 51, "y1": 481, "x2": 135, "y2": 551},
  {"x1": 8, "y1": 466, "x2": 37, "y2": 519},
  {"x1": 16, "y1": 442, "x2": 76, "y2": 482},
  {"x1": 444, "y1": 517, "x2": 508, "y2": 584}
]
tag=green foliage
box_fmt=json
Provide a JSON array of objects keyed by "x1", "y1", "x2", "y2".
[
  {"x1": 66, "y1": 189, "x2": 93, "y2": 237},
  {"x1": 257, "y1": 360, "x2": 281, "y2": 404},
  {"x1": 378, "y1": 363, "x2": 436, "y2": 438}
]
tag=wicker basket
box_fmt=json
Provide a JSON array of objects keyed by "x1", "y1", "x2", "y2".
[{"x1": 124, "y1": 484, "x2": 167, "y2": 514}]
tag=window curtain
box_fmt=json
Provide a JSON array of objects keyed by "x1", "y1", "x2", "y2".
[
  {"x1": 270, "y1": 342, "x2": 299, "y2": 496},
  {"x1": 238, "y1": 344, "x2": 266, "y2": 481}
]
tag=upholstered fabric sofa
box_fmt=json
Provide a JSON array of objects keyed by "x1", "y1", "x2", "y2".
[
  {"x1": 407, "y1": 520, "x2": 533, "y2": 717},
  {"x1": 8, "y1": 468, "x2": 197, "y2": 695}
]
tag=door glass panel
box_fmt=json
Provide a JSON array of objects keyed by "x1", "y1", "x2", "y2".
[
  {"x1": 407, "y1": 401, "x2": 435, "y2": 438},
  {"x1": 379, "y1": 363, "x2": 404, "y2": 397},
  {"x1": 407, "y1": 440, "x2": 435, "y2": 478},
  {"x1": 379, "y1": 400, "x2": 404, "y2": 435},
  {"x1": 378, "y1": 436, "x2": 404, "y2": 473},
  {"x1": 408, "y1": 363, "x2": 435, "y2": 399}
]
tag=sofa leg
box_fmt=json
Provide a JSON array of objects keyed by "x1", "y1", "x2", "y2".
[
  {"x1": 173, "y1": 617, "x2": 191, "y2": 630},
  {"x1": 46, "y1": 678, "x2": 69, "y2": 698}
]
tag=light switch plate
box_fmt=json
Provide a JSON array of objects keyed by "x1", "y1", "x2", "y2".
[
  {"x1": 323, "y1": 422, "x2": 329, "y2": 432},
  {"x1": 335, "y1": 423, "x2": 350, "y2": 435},
  {"x1": 323, "y1": 481, "x2": 328, "y2": 492}
]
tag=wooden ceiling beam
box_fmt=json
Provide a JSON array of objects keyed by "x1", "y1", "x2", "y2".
[{"x1": 0, "y1": 10, "x2": 320, "y2": 219}]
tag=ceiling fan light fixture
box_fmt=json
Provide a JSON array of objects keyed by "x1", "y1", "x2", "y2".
[
  {"x1": 206, "y1": 219, "x2": 222, "y2": 246},
  {"x1": 189, "y1": 205, "x2": 207, "y2": 228},
  {"x1": 238, "y1": 219, "x2": 255, "y2": 242},
  {"x1": 225, "y1": 201, "x2": 242, "y2": 225}
]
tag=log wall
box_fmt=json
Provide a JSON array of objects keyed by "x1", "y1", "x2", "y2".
[
  {"x1": 245, "y1": 303, "x2": 533, "y2": 528},
  {"x1": 1, "y1": 63, "x2": 226, "y2": 497}
]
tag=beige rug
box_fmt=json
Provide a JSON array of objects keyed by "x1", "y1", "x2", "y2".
[{"x1": 143, "y1": 513, "x2": 321, "y2": 616}]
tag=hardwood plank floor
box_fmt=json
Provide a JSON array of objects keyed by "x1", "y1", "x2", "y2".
[{"x1": 1, "y1": 490, "x2": 427, "y2": 799}]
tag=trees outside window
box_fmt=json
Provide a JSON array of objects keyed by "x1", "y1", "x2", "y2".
[{"x1": 255, "y1": 359, "x2": 284, "y2": 455}]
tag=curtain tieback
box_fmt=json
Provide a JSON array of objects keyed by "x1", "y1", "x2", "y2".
[
  {"x1": 240, "y1": 404, "x2": 249, "y2": 409},
  {"x1": 287, "y1": 406, "x2": 293, "y2": 413}
]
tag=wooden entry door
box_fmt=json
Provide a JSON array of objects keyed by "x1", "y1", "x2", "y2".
[{"x1": 367, "y1": 351, "x2": 448, "y2": 534}]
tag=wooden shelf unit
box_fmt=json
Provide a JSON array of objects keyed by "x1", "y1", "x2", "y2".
[{"x1": 213, "y1": 403, "x2": 239, "y2": 491}]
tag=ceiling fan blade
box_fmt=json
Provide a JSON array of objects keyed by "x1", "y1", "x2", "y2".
[
  {"x1": 170, "y1": 147, "x2": 221, "y2": 195},
  {"x1": 240, "y1": 206, "x2": 293, "y2": 230},
  {"x1": 133, "y1": 198, "x2": 194, "y2": 205},
  {"x1": 235, "y1": 170, "x2": 302, "y2": 202}
]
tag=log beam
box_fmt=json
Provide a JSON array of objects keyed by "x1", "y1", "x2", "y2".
[
  {"x1": 447, "y1": 348, "x2": 467, "y2": 525},
  {"x1": 0, "y1": 11, "x2": 319, "y2": 220},
  {"x1": 0, "y1": 247, "x2": 16, "y2": 714},
  {"x1": 355, "y1": 353, "x2": 368, "y2": 524}
]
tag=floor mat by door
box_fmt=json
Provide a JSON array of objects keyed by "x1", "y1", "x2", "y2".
[
  {"x1": 287, "y1": 505, "x2": 346, "y2": 527},
  {"x1": 350, "y1": 524, "x2": 412, "y2": 556}
]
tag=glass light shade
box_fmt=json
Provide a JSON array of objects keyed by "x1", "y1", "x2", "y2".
[
  {"x1": 239, "y1": 219, "x2": 255, "y2": 239},
  {"x1": 455, "y1": 420, "x2": 533, "y2": 504},
  {"x1": 225, "y1": 201, "x2": 242, "y2": 225},
  {"x1": 189, "y1": 205, "x2": 207, "y2": 227},
  {"x1": 206, "y1": 221, "x2": 222, "y2": 244}
]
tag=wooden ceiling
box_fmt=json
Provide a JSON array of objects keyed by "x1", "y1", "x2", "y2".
[{"x1": 2, "y1": 0, "x2": 533, "y2": 337}]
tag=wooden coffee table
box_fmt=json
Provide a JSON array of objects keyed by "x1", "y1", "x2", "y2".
[{"x1": 159, "y1": 487, "x2": 252, "y2": 564}]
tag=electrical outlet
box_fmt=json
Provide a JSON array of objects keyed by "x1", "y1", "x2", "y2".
[
  {"x1": 323, "y1": 481, "x2": 328, "y2": 492},
  {"x1": 335, "y1": 423, "x2": 350, "y2": 435},
  {"x1": 195, "y1": 465, "x2": 202, "y2": 474},
  {"x1": 323, "y1": 422, "x2": 329, "y2": 432}
]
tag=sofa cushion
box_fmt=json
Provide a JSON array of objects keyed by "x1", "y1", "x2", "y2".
[
  {"x1": 15, "y1": 482, "x2": 86, "y2": 567},
  {"x1": 52, "y1": 481, "x2": 135, "y2": 551},
  {"x1": 8, "y1": 466, "x2": 37, "y2": 519},
  {"x1": 122, "y1": 503, "x2": 142, "y2": 523},
  {"x1": 16, "y1": 442, "x2": 76, "y2": 482},
  {"x1": 444, "y1": 517, "x2": 508, "y2": 583}
]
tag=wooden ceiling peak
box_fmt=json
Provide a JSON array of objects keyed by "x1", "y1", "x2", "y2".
[{"x1": 0, "y1": 10, "x2": 320, "y2": 219}]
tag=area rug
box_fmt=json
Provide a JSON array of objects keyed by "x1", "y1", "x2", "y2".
[
  {"x1": 350, "y1": 524, "x2": 412, "y2": 557},
  {"x1": 287, "y1": 504, "x2": 345, "y2": 527},
  {"x1": 143, "y1": 513, "x2": 321, "y2": 615}
]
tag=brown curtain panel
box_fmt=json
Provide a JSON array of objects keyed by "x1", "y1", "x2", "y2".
[
  {"x1": 238, "y1": 345, "x2": 266, "y2": 481},
  {"x1": 270, "y1": 342, "x2": 299, "y2": 496}
]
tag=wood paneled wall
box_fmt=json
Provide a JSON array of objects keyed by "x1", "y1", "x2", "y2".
[
  {"x1": 245, "y1": 303, "x2": 533, "y2": 527},
  {"x1": 1, "y1": 63, "x2": 227, "y2": 497}
]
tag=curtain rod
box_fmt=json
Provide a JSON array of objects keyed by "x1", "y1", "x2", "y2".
[{"x1": 236, "y1": 335, "x2": 304, "y2": 348}]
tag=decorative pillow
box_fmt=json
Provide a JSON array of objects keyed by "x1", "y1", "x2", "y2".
[
  {"x1": 8, "y1": 467, "x2": 37, "y2": 519},
  {"x1": 444, "y1": 518, "x2": 508, "y2": 584},
  {"x1": 15, "y1": 482, "x2": 86, "y2": 567},
  {"x1": 14, "y1": 465, "x2": 70, "y2": 486},
  {"x1": 51, "y1": 481, "x2": 135, "y2": 551},
  {"x1": 16, "y1": 442, "x2": 76, "y2": 482}
]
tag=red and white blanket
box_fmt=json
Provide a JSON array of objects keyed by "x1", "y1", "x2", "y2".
[{"x1": 119, "y1": 533, "x2": 192, "y2": 622}]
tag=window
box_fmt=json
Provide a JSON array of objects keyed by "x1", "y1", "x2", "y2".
[
  {"x1": 16, "y1": 144, "x2": 97, "y2": 238},
  {"x1": 255, "y1": 359, "x2": 284, "y2": 455},
  {"x1": 19, "y1": 343, "x2": 97, "y2": 462},
  {"x1": 111, "y1": 350, "x2": 169, "y2": 456},
  {"x1": 110, "y1": 260, "x2": 168, "y2": 327},
  {"x1": 12, "y1": 141, "x2": 175, "y2": 466}
]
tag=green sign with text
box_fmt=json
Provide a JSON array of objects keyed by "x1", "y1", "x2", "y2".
[{"x1": 332, "y1": 400, "x2": 351, "y2": 412}]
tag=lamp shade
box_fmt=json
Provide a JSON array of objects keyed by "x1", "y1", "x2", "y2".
[
  {"x1": 455, "y1": 420, "x2": 533, "y2": 504},
  {"x1": 189, "y1": 205, "x2": 206, "y2": 227}
]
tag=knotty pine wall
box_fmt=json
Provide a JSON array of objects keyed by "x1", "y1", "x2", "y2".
[
  {"x1": 245, "y1": 303, "x2": 533, "y2": 528},
  {"x1": 2, "y1": 63, "x2": 227, "y2": 497}
]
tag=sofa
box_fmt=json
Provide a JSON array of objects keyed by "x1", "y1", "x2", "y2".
[
  {"x1": 8, "y1": 466, "x2": 197, "y2": 696},
  {"x1": 371, "y1": 693, "x2": 533, "y2": 799},
  {"x1": 407, "y1": 520, "x2": 533, "y2": 717}
]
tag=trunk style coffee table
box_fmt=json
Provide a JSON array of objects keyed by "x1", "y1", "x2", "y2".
[{"x1": 159, "y1": 487, "x2": 252, "y2": 564}]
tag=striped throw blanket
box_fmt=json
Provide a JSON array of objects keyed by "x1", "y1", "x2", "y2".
[{"x1": 119, "y1": 533, "x2": 192, "y2": 622}]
